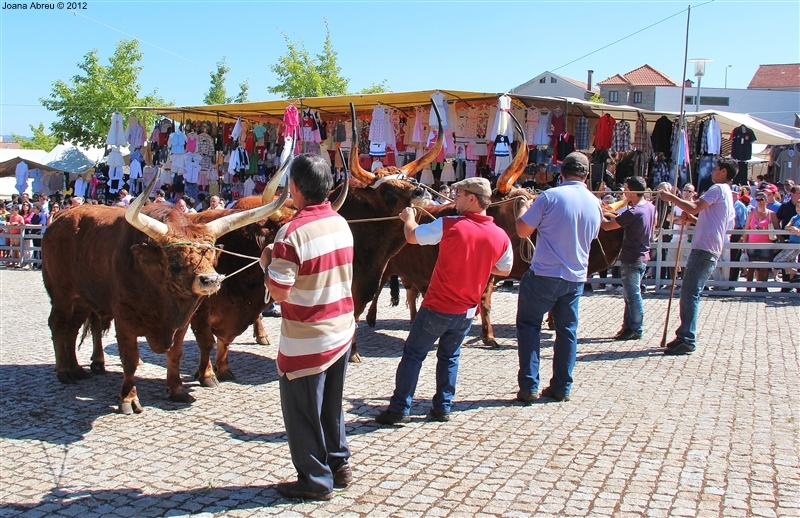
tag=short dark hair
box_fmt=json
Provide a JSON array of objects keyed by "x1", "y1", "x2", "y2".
[
  {"x1": 625, "y1": 176, "x2": 647, "y2": 197},
  {"x1": 717, "y1": 158, "x2": 738, "y2": 181},
  {"x1": 475, "y1": 193, "x2": 491, "y2": 209},
  {"x1": 290, "y1": 154, "x2": 333, "y2": 205}
]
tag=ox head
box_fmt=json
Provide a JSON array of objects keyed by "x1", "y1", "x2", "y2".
[{"x1": 124, "y1": 159, "x2": 289, "y2": 298}]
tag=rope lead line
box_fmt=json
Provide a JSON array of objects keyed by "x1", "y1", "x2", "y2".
[{"x1": 159, "y1": 242, "x2": 263, "y2": 281}]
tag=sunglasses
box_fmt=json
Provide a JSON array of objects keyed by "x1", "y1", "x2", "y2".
[{"x1": 756, "y1": 198, "x2": 766, "y2": 202}]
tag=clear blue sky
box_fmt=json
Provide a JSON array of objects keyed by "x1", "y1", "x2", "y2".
[{"x1": 1, "y1": 0, "x2": 798, "y2": 137}]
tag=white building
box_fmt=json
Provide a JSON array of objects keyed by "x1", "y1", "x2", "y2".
[
  {"x1": 511, "y1": 71, "x2": 599, "y2": 100},
  {"x1": 654, "y1": 87, "x2": 800, "y2": 126}
]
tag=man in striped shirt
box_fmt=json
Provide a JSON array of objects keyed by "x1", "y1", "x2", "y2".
[{"x1": 261, "y1": 154, "x2": 355, "y2": 501}]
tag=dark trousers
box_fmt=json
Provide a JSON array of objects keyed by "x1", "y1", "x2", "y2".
[{"x1": 279, "y1": 348, "x2": 351, "y2": 494}]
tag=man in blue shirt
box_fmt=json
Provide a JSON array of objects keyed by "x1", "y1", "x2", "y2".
[
  {"x1": 515, "y1": 153, "x2": 602, "y2": 403},
  {"x1": 729, "y1": 189, "x2": 750, "y2": 285}
]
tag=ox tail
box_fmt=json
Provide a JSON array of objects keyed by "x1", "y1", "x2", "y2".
[
  {"x1": 389, "y1": 276, "x2": 400, "y2": 307},
  {"x1": 78, "y1": 314, "x2": 110, "y2": 350}
]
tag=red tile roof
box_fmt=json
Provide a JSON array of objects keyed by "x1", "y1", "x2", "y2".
[
  {"x1": 597, "y1": 65, "x2": 680, "y2": 87},
  {"x1": 748, "y1": 64, "x2": 800, "y2": 89},
  {"x1": 597, "y1": 74, "x2": 629, "y2": 86}
]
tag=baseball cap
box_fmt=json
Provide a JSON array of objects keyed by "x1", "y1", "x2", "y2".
[
  {"x1": 451, "y1": 177, "x2": 492, "y2": 197},
  {"x1": 764, "y1": 183, "x2": 779, "y2": 193},
  {"x1": 561, "y1": 152, "x2": 590, "y2": 174}
]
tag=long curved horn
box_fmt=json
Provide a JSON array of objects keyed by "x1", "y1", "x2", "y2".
[
  {"x1": 399, "y1": 99, "x2": 444, "y2": 177},
  {"x1": 206, "y1": 164, "x2": 290, "y2": 239},
  {"x1": 496, "y1": 109, "x2": 529, "y2": 194},
  {"x1": 348, "y1": 103, "x2": 376, "y2": 184},
  {"x1": 261, "y1": 146, "x2": 293, "y2": 204},
  {"x1": 125, "y1": 174, "x2": 169, "y2": 243},
  {"x1": 332, "y1": 148, "x2": 350, "y2": 212}
]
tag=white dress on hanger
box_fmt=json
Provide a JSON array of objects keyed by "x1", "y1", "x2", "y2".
[
  {"x1": 532, "y1": 111, "x2": 551, "y2": 146},
  {"x1": 441, "y1": 160, "x2": 456, "y2": 183},
  {"x1": 106, "y1": 113, "x2": 126, "y2": 146},
  {"x1": 420, "y1": 166, "x2": 434, "y2": 186}
]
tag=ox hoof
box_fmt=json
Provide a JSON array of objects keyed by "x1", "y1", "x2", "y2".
[
  {"x1": 119, "y1": 399, "x2": 144, "y2": 415},
  {"x1": 366, "y1": 315, "x2": 377, "y2": 328},
  {"x1": 90, "y1": 362, "x2": 106, "y2": 375},
  {"x1": 216, "y1": 370, "x2": 236, "y2": 382},
  {"x1": 349, "y1": 352, "x2": 363, "y2": 363},
  {"x1": 484, "y1": 339, "x2": 500, "y2": 349},
  {"x1": 57, "y1": 372, "x2": 78, "y2": 384},
  {"x1": 199, "y1": 376, "x2": 220, "y2": 388},
  {"x1": 255, "y1": 336, "x2": 270, "y2": 345},
  {"x1": 169, "y1": 391, "x2": 195, "y2": 404}
]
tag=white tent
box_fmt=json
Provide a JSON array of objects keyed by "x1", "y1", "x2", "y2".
[{"x1": 693, "y1": 110, "x2": 800, "y2": 145}]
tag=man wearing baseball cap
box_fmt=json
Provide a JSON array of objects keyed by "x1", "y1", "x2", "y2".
[
  {"x1": 376, "y1": 177, "x2": 513, "y2": 424},
  {"x1": 515, "y1": 152, "x2": 603, "y2": 403}
]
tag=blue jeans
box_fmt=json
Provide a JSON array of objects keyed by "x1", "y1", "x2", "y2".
[
  {"x1": 516, "y1": 270, "x2": 583, "y2": 396},
  {"x1": 620, "y1": 262, "x2": 647, "y2": 334},
  {"x1": 676, "y1": 249, "x2": 718, "y2": 346},
  {"x1": 388, "y1": 306, "x2": 472, "y2": 415}
]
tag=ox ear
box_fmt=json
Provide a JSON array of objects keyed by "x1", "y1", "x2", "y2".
[{"x1": 130, "y1": 242, "x2": 164, "y2": 263}]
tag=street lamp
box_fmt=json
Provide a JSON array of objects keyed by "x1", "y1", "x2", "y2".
[
  {"x1": 724, "y1": 64, "x2": 732, "y2": 88},
  {"x1": 689, "y1": 58, "x2": 713, "y2": 112}
]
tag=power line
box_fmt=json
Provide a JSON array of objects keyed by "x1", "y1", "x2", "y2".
[{"x1": 551, "y1": 0, "x2": 715, "y2": 74}]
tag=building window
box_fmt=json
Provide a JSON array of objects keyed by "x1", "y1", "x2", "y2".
[
  {"x1": 551, "y1": 77, "x2": 557, "y2": 83},
  {"x1": 699, "y1": 96, "x2": 730, "y2": 106},
  {"x1": 609, "y1": 91, "x2": 619, "y2": 102},
  {"x1": 633, "y1": 92, "x2": 643, "y2": 104},
  {"x1": 685, "y1": 96, "x2": 694, "y2": 104},
  {"x1": 539, "y1": 77, "x2": 546, "y2": 84}
]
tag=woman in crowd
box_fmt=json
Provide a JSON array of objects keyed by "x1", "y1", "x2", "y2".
[{"x1": 742, "y1": 191, "x2": 780, "y2": 292}]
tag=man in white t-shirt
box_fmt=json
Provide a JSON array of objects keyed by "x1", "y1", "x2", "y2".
[{"x1": 658, "y1": 158, "x2": 736, "y2": 355}]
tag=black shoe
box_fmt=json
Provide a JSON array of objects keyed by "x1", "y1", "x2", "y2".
[
  {"x1": 540, "y1": 386, "x2": 570, "y2": 402},
  {"x1": 276, "y1": 481, "x2": 333, "y2": 501},
  {"x1": 375, "y1": 409, "x2": 410, "y2": 425},
  {"x1": 262, "y1": 308, "x2": 281, "y2": 318},
  {"x1": 427, "y1": 408, "x2": 450, "y2": 422},
  {"x1": 614, "y1": 328, "x2": 642, "y2": 341},
  {"x1": 333, "y1": 464, "x2": 353, "y2": 488},
  {"x1": 664, "y1": 337, "x2": 682, "y2": 349},
  {"x1": 664, "y1": 340, "x2": 696, "y2": 355},
  {"x1": 515, "y1": 390, "x2": 539, "y2": 403},
  {"x1": 789, "y1": 276, "x2": 800, "y2": 283}
]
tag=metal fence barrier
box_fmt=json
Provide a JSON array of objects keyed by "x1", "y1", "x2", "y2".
[
  {"x1": 589, "y1": 228, "x2": 799, "y2": 297},
  {"x1": 0, "y1": 225, "x2": 44, "y2": 269}
]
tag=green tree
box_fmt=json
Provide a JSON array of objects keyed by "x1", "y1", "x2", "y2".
[
  {"x1": 234, "y1": 79, "x2": 250, "y2": 103},
  {"x1": 40, "y1": 38, "x2": 168, "y2": 148},
  {"x1": 589, "y1": 93, "x2": 605, "y2": 104},
  {"x1": 268, "y1": 20, "x2": 350, "y2": 98},
  {"x1": 356, "y1": 80, "x2": 390, "y2": 95},
  {"x1": 205, "y1": 57, "x2": 250, "y2": 104},
  {"x1": 204, "y1": 58, "x2": 231, "y2": 105},
  {"x1": 11, "y1": 123, "x2": 60, "y2": 151}
]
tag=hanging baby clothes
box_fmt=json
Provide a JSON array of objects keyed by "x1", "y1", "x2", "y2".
[
  {"x1": 186, "y1": 132, "x2": 198, "y2": 152},
  {"x1": 412, "y1": 107, "x2": 425, "y2": 143},
  {"x1": 441, "y1": 159, "x2": 456, "y2": 183},
  {"x1": 368, "y1": 105, "x2": 387, "y2": 156},
  {"x1": 706, "y1": 117, "x2": 721, "y2": 155},
  {"x1": 532, "y1": 110, "x2": 551, "y2": 146},
  {"x1": 526, "y1": 107, "x2": 541, "y2": 145},
  {"x1": 429, "y1": 92, "x2": 449, "y2": 129},
  {"x1": 107, "y1": 147, "x2": 125, "y2": 167},
  {"x1": 124, "y1": 117, "x2": 145, "y2": 149},
  {"x1": 489, "y1": 95, "x2": 513, "y2": 141},
  {"x1": 231, "y1": 117, "x2": 243, "y2": 142},
  {"x1": 283, "y1": 105, "x2": 300, "y2": 140},
  {"x1": 549, "y1": 110, "x2": 565, "y2": 148},
  {"x1": 106, "y1": 113, "x2": 126, "y2": 146},
  {"x1": 420, "y1": 166, "x2": 435, "y2": 186},
  {"x1": 14, "y1": 161, "x2": 28, "y2": 194},
  {"x1": 318, "y1": 142, "x2": 332, "y2": 166}
]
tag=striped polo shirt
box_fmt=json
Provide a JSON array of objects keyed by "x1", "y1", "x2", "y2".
[{"x1": 268, "y1": 202, "x2": 355, "y2": 379}]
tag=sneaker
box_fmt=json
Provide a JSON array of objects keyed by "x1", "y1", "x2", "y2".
[
  {"x1": 427, "y1": 408, "x2": 450, "y2": 422},
  {"x1": 333, "y1": 464, "x2": 353, "y2": 488},
  {"x1": 614, "y1": 328, "x2": 642, "y2": 341},
  {"x1": 664, "y1": 340, "x2": 696, "y2": 355},
  {"x1": 515, "y1": 390, "x2": 539, "y2": 403},
  {"x1": 276, "y1": 481, "x2": 333, "y2": 501},
  {"x1": 375, "y1": 409, "x2": 410, "y2": 425},
  {"x1": 540, "y1": 386, "x2": 570, "y2": 402}
]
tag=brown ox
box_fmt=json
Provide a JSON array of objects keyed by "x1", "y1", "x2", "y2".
[
  {"x1": 42, "y1": 175, "x2": 287, "y2": 414},
  {"x1": 366, "y1": 117, "x2": 624, "y2": 347}
]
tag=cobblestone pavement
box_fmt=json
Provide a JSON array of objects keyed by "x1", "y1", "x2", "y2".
[{"x1": 1, "y1": 268, "x2": 798, "y2": 517}]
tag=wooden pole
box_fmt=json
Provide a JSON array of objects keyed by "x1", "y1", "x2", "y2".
[{"x1": 660, "y1": 4, "x2": 692, "y2": 348}]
